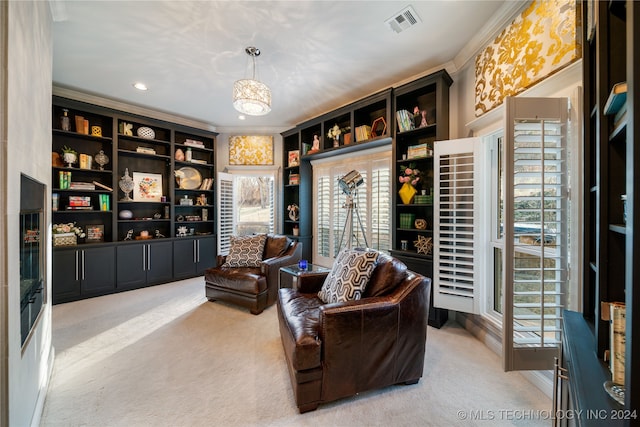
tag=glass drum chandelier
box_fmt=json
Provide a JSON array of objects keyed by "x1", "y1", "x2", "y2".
[{"x1": 233, "y1": 46, "x2": 271, "y2": 116}]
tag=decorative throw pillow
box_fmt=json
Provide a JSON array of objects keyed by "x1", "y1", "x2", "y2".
[
  {"x1": 222, "y1": 234, "x2": 267, "y2": 268},
  {"x1": 318, "y1": 249, "x2": 380, "y2": 304}
]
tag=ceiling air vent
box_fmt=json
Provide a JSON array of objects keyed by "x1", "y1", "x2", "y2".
[{"x1": 385, "y1": 5, "x2": 421, "y2": 34}]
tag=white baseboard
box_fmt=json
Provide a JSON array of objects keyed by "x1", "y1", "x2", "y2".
[{"x1": 30, "y1": 347, "x2": 55, "y2": 427}]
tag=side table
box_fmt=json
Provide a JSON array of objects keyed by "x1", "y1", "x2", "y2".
[{"x1": 279, "y1": 263, "x2": 331, "y2": 291}]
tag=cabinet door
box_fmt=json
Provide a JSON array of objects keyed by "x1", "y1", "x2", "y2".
[
  {"x1": 52, "y1": 249, "x2": 80, "y2": 304},
  {"x1": 81, "y1": 246, "x2": 116, "y2": 295},
  {"x1": 146, "y1": 241, "x2": 173, "y2": 285},
  {"x1": 173, "y1": 239, "x2": 196, "y2": 279},
  {"x1": 195, "y1": 236, "x2": 216, "y2": 274},
  {"x1": 116, "y1": 244, "x2": 146, "y2": 290}
]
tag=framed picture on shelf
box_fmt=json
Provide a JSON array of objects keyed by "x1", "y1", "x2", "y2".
[
  {"x1": 288, "y1": 150, "x2": 300, "y2": 167},
  {"x1": 86, "y1": 224, "x2": 104, "y2": 243},
  {"x1": 133, "y1": 172, "x2": 163, "y2": 201}
]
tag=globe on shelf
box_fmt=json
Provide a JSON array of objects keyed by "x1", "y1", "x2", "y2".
[
  {"x1": 119, "y1": 168, "x2": 135, "y2": 201},
  {"x1": 94, "y1": 150, "x2": 109, "y2": 171}
]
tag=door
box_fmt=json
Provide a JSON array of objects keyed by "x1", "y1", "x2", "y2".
[
  {"x1": 196, "y1": 236, "x2": 216, "y2": 274},
  {"x1": 173, "y1": 238, "x2": 197, "y2": 279},
  {"x1": 146, "y1": 241, "x2": 173, "y2": 284},
  {"x1": 81, "y1": 246, "x2": 116, "y2": 295},
  {"x1": 52, "y1": 249, "x2": 81, "y2": 303},
  {"x1": 116, "y1": 244, "x2": 146, "y2": 290}
]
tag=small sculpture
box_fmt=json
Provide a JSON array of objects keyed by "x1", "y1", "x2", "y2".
[
  {"x1": 155, "y1": 230, "x2": 165, "y2": 238},
  {"x1": 175, "y1": 148, "x2": 185, "y2": 161},
  {"x1": 124, "y1": 229, "x2": 134, "y2": 241},
  {"x1": 122, "y1": 122, "x2": 133, "y2": 136},
  {"x1": 177, "y1": 226, "x2": 188, "y2": 237},
  {"x1": 309, "y1": 134, "x2": 320, "y2": 153}
]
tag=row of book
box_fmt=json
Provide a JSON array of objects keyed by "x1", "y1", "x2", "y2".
[
  {"x1": 184, "y1": 138, "x2": 205, "y2": 148},
  {"x1": 199, "y1": 177, "x2": 214, "y2": 190},
  {"x1": 355, "y1": 125, "x2": 372, "y2": 142},
  {"x1": 396, "y1": 110, "x2": 416, "y2": 132}
]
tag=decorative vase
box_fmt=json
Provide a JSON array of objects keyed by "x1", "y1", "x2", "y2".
[
  {"x1": 94, "y1": 150, "x2": 109, "y2": 170},
  {"x1": 399, "y1": 182, "x2": 417, "y2": 205},
  {"x1": 63, "y1": 152, "x2": 77, "y2": 168},
  {"x1": 119, "y1": 168, "x2": 135, "y2": 201}
]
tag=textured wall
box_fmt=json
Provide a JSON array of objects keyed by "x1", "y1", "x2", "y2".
[{"x1": 6, "y1": 2, "x2": 53, "y2": 426}]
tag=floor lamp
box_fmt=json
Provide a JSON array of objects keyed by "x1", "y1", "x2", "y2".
[{"x1": 337, "y1": 170, "x2": 369, "y2": 251}]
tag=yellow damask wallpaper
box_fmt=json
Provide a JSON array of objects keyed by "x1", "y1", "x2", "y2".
[
  {"x1": 475, "y1": 0, "x2": 580, "y2": 116},
  {"x1": 229, "y1": 135, "x2": 274, "y2": 165}
]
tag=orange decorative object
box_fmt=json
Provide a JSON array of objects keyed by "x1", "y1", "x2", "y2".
[{"x1": 371, "y1": 117, "x2": 387, "y2": 137}]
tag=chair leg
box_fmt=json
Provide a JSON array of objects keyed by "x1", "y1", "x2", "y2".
[
  {"x1": 298, "y1": 403, "x2": 319, "y2": 413},
  {"x1": 250, "y1": 308, "x2": 264, "y2": 315}
]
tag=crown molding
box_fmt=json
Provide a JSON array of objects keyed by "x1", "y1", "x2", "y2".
[{"x1": 52, "y1": 85, "x2": 218, "y2": 132}]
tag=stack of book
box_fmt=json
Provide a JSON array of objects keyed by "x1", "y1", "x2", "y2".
[
  {"x1": 67, "y1": 196, "x2": 92, "y2": 210},
  {"x1": 69, "y1": 181, "x2": 96, "y2": 190},
  {"x1": 199, "y1": 177, "x2": 213, "y2": 190},
  {"x1": 396, "y1": 110, "x2": 415, "y2": 132},
  {"x1": 184, "y1": 139, "x2": 205, "y2": 148},
  {"x1": 355, "y1": 125, "x2": 372, "y2": 142}
]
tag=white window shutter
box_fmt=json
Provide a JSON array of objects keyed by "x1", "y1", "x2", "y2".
[
  {"x1": 217, "y1": 172, "x2": 234, "y2": 256},
  {"x1": 433, "y1": 137, "x2": 482, "y2": 314},
  {"x1": 503, "y1": 97, "x2": 568, "y2": 371}
]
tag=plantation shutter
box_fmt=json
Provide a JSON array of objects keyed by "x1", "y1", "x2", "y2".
[
  {"x1": 433, "y1": 137, "x2": 482, "y2": 314},
  {"x1": 217, "y1": 172, "x2": 234, "y2": 256},
  {"x1": 503, "y1": 97, "x2": 568, "y2": 371}
]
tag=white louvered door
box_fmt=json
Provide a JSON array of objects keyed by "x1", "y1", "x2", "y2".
[
  {"x1": 503, "y1": 97, "x2": 568, "y2": 371},
  {"x1": 433, "y1": 137, "x2": 482, "y2": 314},
  {"x1": 216, "y1": 172, "x2": 234, "y2": 256}
]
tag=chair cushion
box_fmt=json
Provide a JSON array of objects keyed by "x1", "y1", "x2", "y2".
[
  {"x1": 263, "y1": 234, "x2": 291, "y2": 259},
  {"x1": 318, "y1": 249, "x2": 379, "y2": 304},
  {"x1": 363, "y1": 253, "x2": 408, "y2": 298},
  {"x1": 204, "y1": 267, "x2": 265, "y2": 294},
  {"x1": 222, "y1": 234, "x2": 267, "y2": 268}
]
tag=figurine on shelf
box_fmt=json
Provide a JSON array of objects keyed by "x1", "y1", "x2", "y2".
[
  {"x1": 124, "y1": 229, "x2": 134, "y2": 241},
  {"x1": 308, "y1": 134, "x2": 320, "y2": 154},
  {"x1": 155, "y1": 230, "x2": 165, "y2": 238}
]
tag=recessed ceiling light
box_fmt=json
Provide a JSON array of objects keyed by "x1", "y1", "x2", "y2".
[
  {"x1": 133, "y1": 82, "x2": 148, "y2": 91},
  {"x1": 238, "y1": 115, "x2": 246, "y2": 120}
]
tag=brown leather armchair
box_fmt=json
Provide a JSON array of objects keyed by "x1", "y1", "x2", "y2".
[
  {"x1": 277, "y1": 252, "x2": 431, "y2": 412},
  {"x1": 205, "y1": 234, "x2": 302, "y2": 314}
]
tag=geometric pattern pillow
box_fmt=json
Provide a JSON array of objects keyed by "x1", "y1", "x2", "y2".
[
  {"x1": 318, "y1": 248, "x2": 379, "y2": 304},
  {"x1": 222, "y1": 234, "x2": 267, "y2": 268}
]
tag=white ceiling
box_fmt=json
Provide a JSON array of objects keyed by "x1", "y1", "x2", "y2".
[{"x1": 51, "y1": 1, "x2": 517, "y2": 133}]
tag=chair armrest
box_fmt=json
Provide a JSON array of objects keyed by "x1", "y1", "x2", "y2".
[{"x1": 261, "y1": 242, "x2": 303, "y2": 289}]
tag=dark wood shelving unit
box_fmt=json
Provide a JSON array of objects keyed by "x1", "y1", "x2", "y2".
[
  {"x1": 52, "y1": 96, "x2": 217, "y2": 304},
  {"x1": 563, "y1": 1, "x2": 638, "y2": 422}
]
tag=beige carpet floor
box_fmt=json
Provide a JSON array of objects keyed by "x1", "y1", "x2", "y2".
[{"x1": 41, "y1": 277, "x2": 551, "y2": 427}]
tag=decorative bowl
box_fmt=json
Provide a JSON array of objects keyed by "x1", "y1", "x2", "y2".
[
  {"x1": 119, "y1": 209, "x2": 133, "y2": 219},
  {"x1": 137, "y1": 126, "x2": 156, "y2": 140}
]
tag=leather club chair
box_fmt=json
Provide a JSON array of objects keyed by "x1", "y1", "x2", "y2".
[
  {"x1": 277, "y1": 251, "x2": 431, "y2": 412},
  {"x1": 205, "y1": 234, "x2": 302, "y2": 314}
]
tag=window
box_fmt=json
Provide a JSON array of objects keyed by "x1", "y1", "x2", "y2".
[
  {"x1": 217, "y1": 169, "x2": 276, "y2": 256},
  {"x1": 312, "y1": 148, "x2": 391, "y2": 265}
]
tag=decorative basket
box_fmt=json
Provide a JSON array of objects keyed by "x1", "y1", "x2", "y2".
[
  {"x1": 399, "y1": 213, "x2": 415, "y2": 229},
  {"x1": 137, "y1": 126, "x2": 156, "y2": 140},
  {"x1": 53, "y1": 232, "x2": 77, "y2": 247}
]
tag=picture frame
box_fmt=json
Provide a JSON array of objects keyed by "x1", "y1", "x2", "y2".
[
  {"x1": 288, "y1": 150, "x2": 300, "y2": 167},
  {"x1": 86, "y1": 224, "x2": 104, "y2": 243},
  {"x1": 133, "y1": 172, "x2": 163, "y2": 202}
]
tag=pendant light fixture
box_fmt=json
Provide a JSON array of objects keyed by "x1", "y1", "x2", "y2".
[{"x1": 232, "y1": 46, "x2": 271, "y2": 116}]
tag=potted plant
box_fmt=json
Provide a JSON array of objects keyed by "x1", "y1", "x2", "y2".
[{"x1": 61, "y1": 145, "x2": 78, "y2": 167}]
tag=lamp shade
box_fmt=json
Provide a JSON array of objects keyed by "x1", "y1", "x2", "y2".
[
  {"x1": 233, "y1": 78, "x2": 272, "y2": 116},
  {"x1": 338, "y1": 170, "x2": 364, "y2": 195}
]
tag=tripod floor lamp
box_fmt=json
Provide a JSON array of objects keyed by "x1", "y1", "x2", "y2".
[{"x1": 337, "y1": 170, "x2": 369, "y2": 251}]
